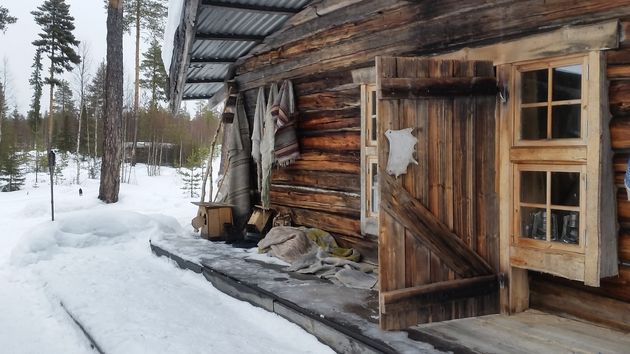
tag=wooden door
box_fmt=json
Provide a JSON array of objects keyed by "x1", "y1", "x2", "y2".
[{"x1": 377, "y1": 57, "x2": 500, "y2": 330}]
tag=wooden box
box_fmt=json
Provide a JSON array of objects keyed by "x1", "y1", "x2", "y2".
[
  {"x1": 247, "y1": 206, "x2": 273, "y2": 234},
  {"x1": 191, "y1": 202, "x2": 233, "y2": 240}
]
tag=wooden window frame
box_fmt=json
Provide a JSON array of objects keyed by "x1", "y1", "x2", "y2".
[
  {"x1": 513, "y1": 164, "x2": 586, "y2": 254},
  {"x1": 513, "y1": 55, "x2": 589, "y2": 147},
  {"x1": 361, "y1": 84, "x2": 379, "y2": 236},
  {"x1": 499, "y1": 51, "x2": 617, "y2": 290}
]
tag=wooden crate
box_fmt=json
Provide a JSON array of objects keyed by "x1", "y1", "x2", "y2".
[{"x1": 192, "y1": 202, "x2": 233, "y2": 240}]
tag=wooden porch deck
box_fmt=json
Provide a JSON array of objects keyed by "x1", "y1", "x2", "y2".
[
  {"x1": 150, "y1": 233, "x2": 629, "y2": 354},
  {"x1": 410, "y1": 310, "x2": 630, "y2": 354}
]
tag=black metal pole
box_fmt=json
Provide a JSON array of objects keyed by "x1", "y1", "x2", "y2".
[{"x1": 48, "y1": 150, "x2": 56, "y2": 221}]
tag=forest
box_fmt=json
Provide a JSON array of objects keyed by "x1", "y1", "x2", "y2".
[{"x1": 0, "y1": 0, "x2": 219, "y2": 193}]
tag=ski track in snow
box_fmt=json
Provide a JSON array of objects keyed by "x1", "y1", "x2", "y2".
[{"x1": 0, "y1": 158, "x2": 333, "y2": 354}]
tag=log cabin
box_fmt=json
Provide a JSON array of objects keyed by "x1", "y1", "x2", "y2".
[{"x1": 164, "y1": 0, "x2": 630, "y2": 332}]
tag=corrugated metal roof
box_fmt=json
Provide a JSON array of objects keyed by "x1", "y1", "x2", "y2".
[{"x1": 174, "y1": 0, "x2": 311, "y2": 102}]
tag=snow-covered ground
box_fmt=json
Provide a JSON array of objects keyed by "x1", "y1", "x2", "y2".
[{"x1": 0, "y1": 160, "x2": 333, "y2": 354}]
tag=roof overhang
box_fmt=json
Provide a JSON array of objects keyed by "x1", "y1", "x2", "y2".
[{"x1": 164, "y1": 0, "x2": 310, "y2": 113}]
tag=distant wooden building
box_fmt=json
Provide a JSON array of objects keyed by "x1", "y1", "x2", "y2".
[{"x1": 165, "y1": 0, "x2": 630, "y2": 331}]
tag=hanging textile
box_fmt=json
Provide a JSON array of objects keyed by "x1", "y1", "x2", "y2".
[
  {"x1": 260, "y1": 83, "x2": 278, "y2": 210},
  {"x1": 226, "y1": 94, "x2": 251, "y2": 230},
  {"x1": 251, "y1": 87, "x2": 266, "y2": 191},
  {"x1": 625, "y1": 157, "x2": 630, "y2": 200},
  {"x1": 271, "y1": 80, "x2": 300, "y2": 167}
]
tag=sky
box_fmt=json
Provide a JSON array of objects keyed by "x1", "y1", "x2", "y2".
[{"x1": 0, "y1": 1, "x2": 155, "y2": 116}]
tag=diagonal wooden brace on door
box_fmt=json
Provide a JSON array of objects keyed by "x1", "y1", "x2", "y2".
[{"x1": 381, "y1": 174, "x2": 494, "y2": 278}]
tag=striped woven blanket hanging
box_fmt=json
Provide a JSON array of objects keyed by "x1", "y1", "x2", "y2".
[{"x1": 271, "y1": 80, "x2": 300, "y2": 167}]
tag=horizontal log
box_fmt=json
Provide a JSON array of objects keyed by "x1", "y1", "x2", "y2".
[
  {"x1": 236, "y1": 1, "x2": 630, "y2": 91},
  {"x1": 298, "y1": 107, "x2": 360, "y2": 131},
  {"x1": 270, "y1": 184, "x2": 360, "y2": 217},
  {"x1": 297, "y1": 89, "x2": 360, "y2": 112},
  {"x1": 620, "y1": 231, "x2": 630, "y2": 262},
  {"x1": 530, "y1": 275, "x2": 630, "y2": 332},
  {"x1": 271, "y1": 204, "x2": 362, "y2": 238},
  {"x1": 293, "y1": 70, "x2": 355, "y2": 96},
  {"x1": 609, "y1": 80, "x2": 630, "y2": 117},
  {"x1": 621, "y1": 21, "x2": 630, "y2": 48},
  {"x1": 613, "y1": 154, "x2": 628, "y2": 186},
  {"x1": 607, "y1": 48, "x2": 630, "y2": 65},
  {"x1": 333, "y1": 234, "x2": 378, "y2": 264},
  {"x1": 282, "y1": 151, "x2": 360, "y2": 173},
  {"x1": 607, "y1": 64, "x2": 630, "y2": 79},
  {"x1": 272, "y1": 169, "x2": 360, "y2": 193},
  {"x1": 244, "y1": 1, "x2": 409, "y2": 70},
  {"x1": 382, "y1": 174, "x2": 494, "y2": 278},
  {"x1": 300, "y1": 131, "x2": 360, "y2": 151},
  {"x1": 378, "y1": 77, "x2": 498, "y2": 99},
  {"x1": 618, "y1": 188, "x2": 630, "y2": 224},
  {"x1": 380, "y1": 275, "x2": 498, "y2": 314},
  {"x1": 610, "y1": 117, "x2": 630, "y2": 149},
  {"x1": 601, "y1": 265, "x2": 630, "y2": 301}
]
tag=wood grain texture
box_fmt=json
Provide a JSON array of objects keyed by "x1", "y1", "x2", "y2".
[
  {"x1": 530, "y1": 276, "x2": 630, "y2": 332},
  {"x1": 235, "y1": 0, "x2": 630, "y2": 90},
  {"x1": 377, "y1": 57, "x2": 499, "y2": 330}
]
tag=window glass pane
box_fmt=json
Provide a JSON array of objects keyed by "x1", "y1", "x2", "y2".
[
  {"x1": 522, "y1": 69, "x2": 548, "y2": 103},
  {"x1": 551, "y1": 104, "x2": 581, "y2": 139},
  {"x1": 521, "y1": 107, "x2": 547, "y2": 140},
  {"x1": 552, "y1": 210, "x2": 579, "y2": 245},
  {"x1": 521, "y1": 207, "x2": 547, "y2": 240},
  {"x1": 371, "y1": 162, "x2": 378, "y2": 214},
  {"x1": 552, "y1": 65, "x2": 581, "y2": 101},
  {"x1": 551, "y1": 172, "x2": 580, "y2": 207},
  {"x1": 520, "y1": 171, "x2": 546, "y2": 204}
]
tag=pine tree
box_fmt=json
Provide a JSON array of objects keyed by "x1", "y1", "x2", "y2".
[
  {"x1": 99, "y1": 0, "x2": 124, "y2": 203},
  {"x1": 0, "y1": 147, "x2": 25, "y2": 192},
  {"x1": 28, "y1": 49, "x2": 44, "y2": 150},
  {"x1": 0, "y1": 6, "x2": 17, "y2": 33},
  {"x1": 179, "y1": 148, "x2": 204, "y2": 198},
  {"x1": 124, "y1": 0, "x2": 167, "y2": 166},
  {"x1": 53, "y1": 80, "x2": 76, "y2": 152},
  {"x1": 140, "y1": 38, "x2": 168, "y2": 109},
  {"x1": 32, "y1": 0, "x2": 80, "y2": 219},
  {"x1": 87, "y1": 61, "x2": 106, "y2": 159},
  {"x1": 32, "y1": 0, "x2": 81, "y2": 151}
]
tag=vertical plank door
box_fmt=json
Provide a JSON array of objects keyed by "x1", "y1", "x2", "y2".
[{"x1": 377, "y1": 57, "x2": 501, "y2": 330}]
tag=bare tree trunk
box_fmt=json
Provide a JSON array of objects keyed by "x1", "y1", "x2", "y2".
[
  {"x1": 120, "y1": 114, "x2": 126, "y2": 183},
  {"x1": 131, "y1": 3, "x2": 141, "y2": 167},
  {"x1": 94, "y1": 110, "x2": 98, "y2": 157},
  {"x1": 158, "y1": 135, "x2": 163, "y2": 175},
  {"x1": 75, "y1": 44, "x2": 90, "y2": 185},
  {"x1": 75, "y1": 107, "x2": 83, "y2": 184},
  {"x1": 200, "y1": 120, "x2": 222, "y2": 203},
  {"x1": 47, "y1": 48, "x2": 56, "y2": 221},
  {"x1": 99, "y1": 0, "x2": 124, "y2": 203}
]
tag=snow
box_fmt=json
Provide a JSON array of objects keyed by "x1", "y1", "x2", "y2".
[
  {"x1": 0, "y1": 159, "x2": 333, "y2": 354},
  {"x1": 162, "y1": 0, "x2": 186, "y2": 73}
]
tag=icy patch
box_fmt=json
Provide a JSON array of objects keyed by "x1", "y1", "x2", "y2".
[
  {"x1": 245, "y1": 247, "x2": 291, "y2": 266},
  {"x1": 11, "y1": 210, "x2": 184, "y2": 266}
]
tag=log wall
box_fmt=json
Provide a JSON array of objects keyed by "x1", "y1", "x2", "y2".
[{"x1": 233, "y1": 0, "x2": 630, "y2": 326}]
